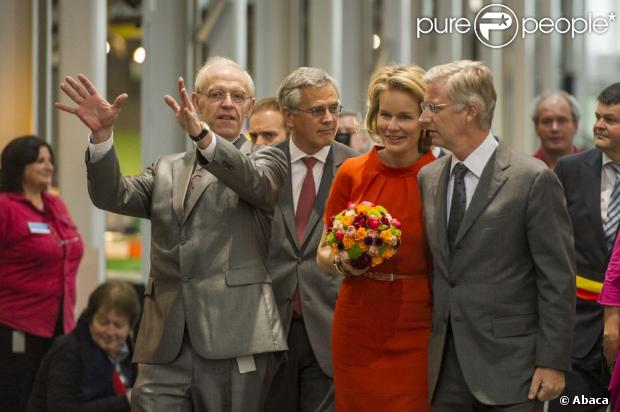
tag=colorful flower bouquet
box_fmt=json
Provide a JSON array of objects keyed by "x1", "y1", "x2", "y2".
[{"x1": 326, "y1": 201, "x2": 402, "y2": 270}]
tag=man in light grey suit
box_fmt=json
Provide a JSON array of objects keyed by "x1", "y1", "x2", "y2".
[
  {"x1": 56, "y1": 57, "x2": 288, "y2": 411},
  {"x1": 264, "y1": 68, "x2": 357, "y2": 412},
  {"x1": 417, "y1": 60, "x2": 576, "y2": 411}
]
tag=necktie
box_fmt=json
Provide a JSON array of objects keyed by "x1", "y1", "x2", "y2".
[
  {"x1": 295, "y1": 157, "x2": 319, "y2": 243},
  {"x1": 293, "y1": 157, "x2": 318, "y2": 319},
  {"x1": 605, "y1": 163, "x2": 620, "y2": 250},
  {"x1": 447, "y1": 162, "x2": 468, "y2": 251}
]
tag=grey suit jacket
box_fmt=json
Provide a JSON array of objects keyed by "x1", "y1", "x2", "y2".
[
  {"x1": 555, "y1": 148, "x2": 609, "y2": 360},
  {"x1": 265, "y1": 141, "x2": 357, "y2": 377},
  {"x1": 86, "y1": 135, "x2": 288, "y2": 363},
  {"x1": 418, "y1": 138, "x2": 576, "y2": 405}
]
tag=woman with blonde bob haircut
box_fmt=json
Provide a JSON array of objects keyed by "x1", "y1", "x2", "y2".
[{"x1": 317, "y1": 64, "x2": 435, "y2": 411}]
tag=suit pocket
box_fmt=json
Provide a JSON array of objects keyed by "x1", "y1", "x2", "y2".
[
  {"x1": 226, "y1": 267, "x2": 272, "y2": 286},
  {"x1": 492, "y1": 314, "x2": 537, "y2": 338}
]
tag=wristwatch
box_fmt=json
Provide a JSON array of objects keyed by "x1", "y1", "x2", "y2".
[{"x1": 189, "y1": 121, "x2": 210, "y2": 142}]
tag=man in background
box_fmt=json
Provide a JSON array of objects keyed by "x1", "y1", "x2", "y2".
[
  {"x1": 249, "y1": 97, "x2": 289, "y2": 146},
  {"x1": 531, "y1": 91, "x2": 581, "y2": 169}
]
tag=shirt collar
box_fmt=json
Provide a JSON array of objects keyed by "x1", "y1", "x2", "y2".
[
  {"x1": 450, "y1": 132, "x2": 498, "y2": 178},
  {"x1": 289, "y1": 138, "x2": 330, "y2": 164},
  {"x1": 602, "y1": 152, "x2": 616, "y2": 167}
]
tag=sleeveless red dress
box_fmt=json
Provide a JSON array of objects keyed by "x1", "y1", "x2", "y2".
[{"x1": 324, "y1": 147, "x2": 434, "y2": 411}]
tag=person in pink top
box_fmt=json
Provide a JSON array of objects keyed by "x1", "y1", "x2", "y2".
[
  {"x1": 0, "y1": 135, "x2": 84, "y2": 411},
  {"x1": 601, "y1": 233, "x2": 620, "y2": 411}
]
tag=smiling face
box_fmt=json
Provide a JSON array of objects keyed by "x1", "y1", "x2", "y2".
[
  {"x1": 192, "y1": 65, "x2": 255, "y2": 141},
  {"x1": 22, "y1": 146, "x2": 54, "y2": 193},
  {"x1": 376, "y1": 89, "x2": 423, "y2": 165},
  {"x1": 593, "y1": 102, "x2": 620, "y2": 160},
  {"x1": 534, "y1": 95, "x2": 578, "y2": 155},
  {"x1": 285, "y1": 84, "x2": 339, "y2": 155},
  {"x1": 89, "y1": 308, "x2": 131, "y2": 356}
]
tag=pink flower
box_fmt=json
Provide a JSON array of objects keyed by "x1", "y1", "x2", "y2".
[
  {"x1": 368, "y1": 217, "x2": 380, "y2": 230},
  {"x1": 390, "y1": 219, "x2": 401, "y2": 229},
  {"x1": 335, "y1": 231, "x2": 344, "y2": 241}
]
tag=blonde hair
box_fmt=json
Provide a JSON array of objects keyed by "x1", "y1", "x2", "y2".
[
  {"x1": 423, "y1": 60, "x2": 496, "y2": 130},
  {"x1": 365, "y1": 65, "x2": 426, "y2": 147}
]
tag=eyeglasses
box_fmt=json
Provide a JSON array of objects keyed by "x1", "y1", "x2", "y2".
[
  {"x1": 296, "y1": 104, "x2": 343, "y2": 118},
  {"x1": 420, "y1": 101, "x2": 455, "y2": 114},
  {"x1": 200, "y1": 90, "x2": 250, "y2": 105}
]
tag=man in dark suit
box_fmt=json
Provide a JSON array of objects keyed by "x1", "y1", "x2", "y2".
[
  {"x1": 417, "y1": 60, "x2": 576, "y2": 411},
  {"x1": 548, "y1": 82, "x2": 620, "y2": 412},
  {"x1": 263, "y1": 67, "x2": 357, "y2": 412},
  {"x1": 57, "y1": 57, "x2": 288, "y2": 412}
]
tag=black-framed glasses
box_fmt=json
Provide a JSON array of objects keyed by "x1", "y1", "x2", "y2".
[
  {"x1": 420, "y1": 101, "x2": 455, "y2": 114},
  {"x1": 296, "y1": 104, "x2": 343, "y2": 118},
  {"x1": 200, "y1": 90, "x2": 250, "y2": 105}
]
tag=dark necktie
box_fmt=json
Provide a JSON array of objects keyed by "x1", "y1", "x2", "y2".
[
  {"x1": 293, "y1": 156, "x2": 318, "y2": 319},
  {"x1": 605, "y1": 163, "x2": 620, "y2": 250},
  {"x1": 447, "y1": 162, "x2": 468, "y2": 251},
  {"x1": 295, "y1": 157, "x2": 319, "y2": 243}
]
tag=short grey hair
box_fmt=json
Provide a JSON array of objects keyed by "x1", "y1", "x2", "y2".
[
  {"x1": 423, "y1": 60, "x2": 496, "y2": 130},
  {"x1": 194, "y1": 56, "x2": 255, "y2": 96},
  {"x1": 277, "y1": 67, "x2": 339, "y2": 110},
  {"x1": 530, "y1": 91, "x2": 580, "y2": 123}
]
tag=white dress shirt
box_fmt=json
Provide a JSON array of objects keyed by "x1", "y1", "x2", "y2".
[
  {"x1": 446, "y1": 132, "x2": 498, "y2": 223},
  {"x1": 289, "y1": 139, "x2": 330, "y2": 213}
]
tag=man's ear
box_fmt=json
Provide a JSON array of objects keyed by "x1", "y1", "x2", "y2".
[
  {"x1": 191, "y1": 92, "x2": 200, "y2": 110},
  {"x1": 282, "y1": 107, "x2": 296, "y2": 128},
  {"x1": 244, "y1": 97, "x2": 256, "y2": 118},
  {"x1": 465, "y1": 102, "x2": 479, "y2": 124}
]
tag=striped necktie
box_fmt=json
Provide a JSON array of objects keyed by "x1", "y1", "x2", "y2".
[{"x1": 605, "y1": 162, "x2": 620, "y2": 250}]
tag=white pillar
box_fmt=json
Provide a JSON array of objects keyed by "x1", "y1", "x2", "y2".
[
  {"x1": 208, "y1": 0, "x2": 248, "y2": 69},
  {"x1": 57, "y1": 0, "x2": 107, "y2": 313},
  {"x1": 381, "y1": 0, "x2": 411, "y2": 64},
  {"x1": 308, "y1": 0, "x2": 344, "y2": 86}
]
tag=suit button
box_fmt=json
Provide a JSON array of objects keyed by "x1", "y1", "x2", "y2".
[
  {"x1": 449, "y1": 281, "x2": 456, "y2": 288},
  {"x1": 182, "y1": 276, "x2": 190, "y2": 283},
  {"x1": 179, "y1": 237, "x2": 187, "y2": 245},
  {"x1": 297, "y1": 257, "x2": 303, "y2": 265}
]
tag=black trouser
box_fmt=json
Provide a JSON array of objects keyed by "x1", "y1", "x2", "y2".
[{"x1": 0, "y1": 316, "x2": 63, "y2": 412}]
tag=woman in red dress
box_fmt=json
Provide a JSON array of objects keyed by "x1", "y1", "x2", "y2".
[{"x1": 317, "y1": 65, "x2": 434, "y2": 411}]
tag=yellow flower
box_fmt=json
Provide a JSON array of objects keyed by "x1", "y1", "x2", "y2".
[
  {"x1": 341, "y1": 215, "x2": 354, "y2": 226},
  {"x1": 380, "y1": 230, "x2": 393, "y2": 242},
  {"x1": 343, "y1": 236, "x2": 355, "y2": 249},
  {"x1": 354, "y1": 227, "x2": 367, "y2": 240},
  {"x1": 371, "y1": 256, "x2": 383, "y2": 267},
  {"x1": 382, "y1": 248, "x2": 394, "y2": 258},
  {"x1": 355, "y1": 204, "x2": 371, "y2": 214}
]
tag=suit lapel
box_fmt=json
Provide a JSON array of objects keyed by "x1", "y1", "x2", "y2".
[
  {"x1": 181, "y1": 137, "x2": 251, "y2": 224},
  {"x1": 433, "y1": 157, "x2": 452, "y2": 262},
  {"x1": 582, "y1": 150, "x2": 606, "y2": 250},
  {"x1": 278, "y1": 141, "x2": 300, "y2": 250},
  {"x1": 172, "y1": 151, "x2": 195, "y2": 225},
  {"x1": 453, "y1": 142, "x2": 508, "y2": 249}
]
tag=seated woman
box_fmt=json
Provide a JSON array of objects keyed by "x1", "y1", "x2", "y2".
[{"x1": 27, "y1": 280, "x2": 140, "y2": 412}]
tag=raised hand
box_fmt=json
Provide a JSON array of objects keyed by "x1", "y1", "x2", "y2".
[
  {"x1": 56, "y1": 74, "x2": 127, "y2": 143},
  {"x1": 163, "y1": 77, "x2": 203, "y2": 137}
]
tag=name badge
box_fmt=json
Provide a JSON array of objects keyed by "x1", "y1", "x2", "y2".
[
  {"x1": 236, "y1": 355, "x2": 256, "y2": 374},
  {"x1": 27, "y1": 222, "x2": 51, "y2": 234}
]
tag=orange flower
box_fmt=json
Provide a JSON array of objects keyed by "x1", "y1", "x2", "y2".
[
  {"x1": 382, "y1": 248, "x2": 394, "y2": 258},
  {"x1": 371, "y1": 256, "x2": 383, "y2": 267},
  {"x1": 357, "y1": 240, "x2": 368, "y2": 251},
  {"x1": 343, "y1": 236, "x2": 355, "y2": 249},
  {"x1": 331, "y1": 245, "x2": 340, "y2": 255},
  {"x1": 355, "y1": 204, "x2": 371, "y2": 214},
  {"x1": 354, "y1": 227, "x2": 367, "y2": 240}
]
